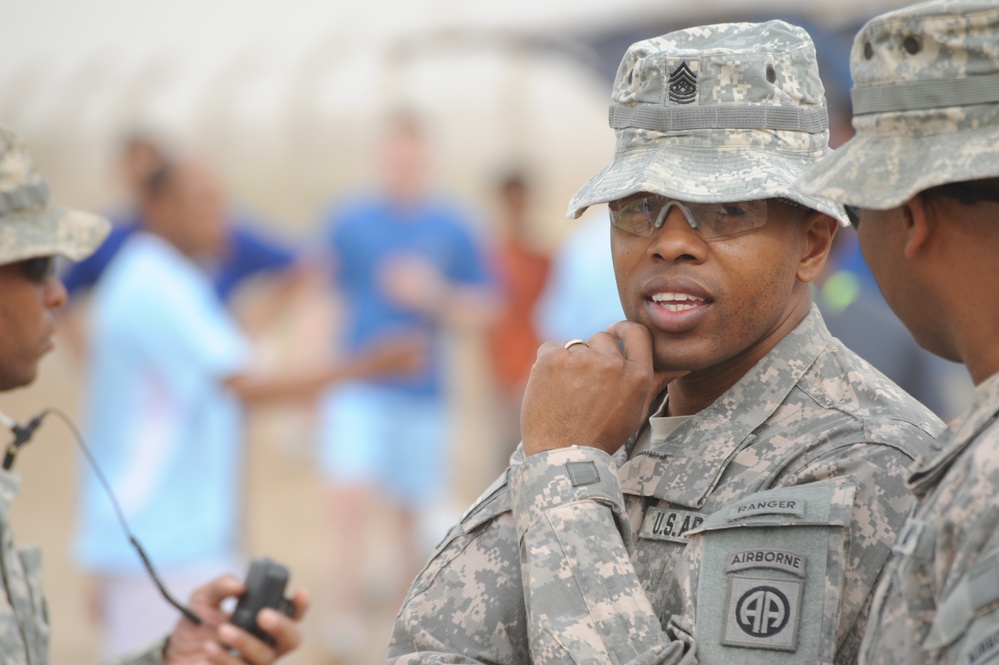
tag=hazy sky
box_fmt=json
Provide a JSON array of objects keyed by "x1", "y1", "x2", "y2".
[{"x1": 3, "y1": 0, "x2": 911, "y2": 72}]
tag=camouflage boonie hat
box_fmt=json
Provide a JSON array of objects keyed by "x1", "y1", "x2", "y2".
[
  {"x1": 0, "y1": 125, "x2": 109, "y2": 265},
  {"x1": 568, "y1": 20, "x2": 848, "y2": 226},
  {"x1": 799, "y1": 0, "x2": 999, "y2": 209}
]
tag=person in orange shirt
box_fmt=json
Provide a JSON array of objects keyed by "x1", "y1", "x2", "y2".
[{"x1": 487, "y1": 173, "x2": 550, "y2": 462}]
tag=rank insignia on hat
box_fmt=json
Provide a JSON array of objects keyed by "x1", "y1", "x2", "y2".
[{"x1": 668, "y1": 61, "x2": 697, "y2": 104}]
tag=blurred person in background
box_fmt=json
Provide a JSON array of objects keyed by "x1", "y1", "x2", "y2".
[
  {"x1": 798, "y1": 2, "x2": 999, "y2": 662},
  {"x1": 316, "y1": 110, "x2": 495, "y2": 659},
  {"x1": 74, "y1": 159, "x2": 422, "y2": 657},
  {"x1": 533, "y1": 207, "x2": 625, "y2": 344},
  {"x1": 390, "y1": 21, "x2": 943, "y2": 665},
  {"x1": 60, "y1": 131, "x2": 301, "y2": 310},
  {"x1": 0, "y1": 124, "x2": 306, "y2": 665},
  {"x1": 486, "y1": 171, "x2": 549, "y2": 465}
]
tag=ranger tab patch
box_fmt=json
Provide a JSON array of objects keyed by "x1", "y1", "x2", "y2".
[
  {"x1": 640, "y1": 507, "x2": 704, "y2": 544},
  {"x1": 722, "y1": 575, "x2": 803, "y2": 652},
  {"x1": 728, "y1": 497, "x2": 806, "y2": 521}
]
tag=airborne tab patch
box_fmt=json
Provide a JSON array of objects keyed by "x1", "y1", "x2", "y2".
[
  {"x1": 722, "y1": 575, "x2": 802, "y2": 652},
  {"x1": 726, "y1": 549, "x2": 807, "y2": 578},
  {"x1": 640, "y1": 507, "x2": 704, "y2": 544}
]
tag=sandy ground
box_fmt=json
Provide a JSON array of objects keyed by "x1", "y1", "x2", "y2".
[{"x1": 3, "y1": 313, "x2": 504, "y2": 665}]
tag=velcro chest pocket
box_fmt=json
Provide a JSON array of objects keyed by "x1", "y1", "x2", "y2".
[{"x1": 681, "y1": 480, "x2": 856, "y2": 665}]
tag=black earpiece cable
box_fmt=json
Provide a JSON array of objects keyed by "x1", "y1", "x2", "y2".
[{"x1": 1, "y1": 408, "x2": 203, "y2": 625}]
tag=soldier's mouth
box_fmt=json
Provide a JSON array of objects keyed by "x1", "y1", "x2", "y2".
[{"x1": 651, "y1": 292, "x2": 707, "y2": 312}]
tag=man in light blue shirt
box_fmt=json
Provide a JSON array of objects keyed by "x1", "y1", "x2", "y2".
[
  {"x1": 77, "y1": 160, "x2": 421, "y2": 656},
  {"x1": 77, "y1": 161, "x2": 252, "y2": 655},
  {"x1": 0, "y1": 124, "x2": 305, "y2": 665}
]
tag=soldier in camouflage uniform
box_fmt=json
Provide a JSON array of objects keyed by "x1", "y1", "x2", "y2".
[
  {"x1": 798, "y1": 2, "x2": 999, "y2": 663},
  {"x1": 389, "y1": 21, "x2": 943, "y2": 665},
  {"x1": 0, "y1": 124, "x2": 306, "y2": 664}
]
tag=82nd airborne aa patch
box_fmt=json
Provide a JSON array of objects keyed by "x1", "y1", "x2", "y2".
[
  {"x1": 722, "y1": 576, "x2": 803, "y2": 652},
  {"x1": 668, "y1": 61, "x2": 697, "y2": 104},
  {"x1": 720, "y1": 550, "x2": 806, "y2": 652}
]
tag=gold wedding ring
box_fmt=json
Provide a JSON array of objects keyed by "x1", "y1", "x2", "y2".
[{"x1": 563, "y1": 338, "x2": 589, "y2": 350}]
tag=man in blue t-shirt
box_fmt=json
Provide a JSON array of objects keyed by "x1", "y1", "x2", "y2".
[
  {"x1": 61, "y1": 133, "x2": 297, "y2": 304},
  {"x1": 317, "y1": 112, "x2": 496, "y2": 656}
]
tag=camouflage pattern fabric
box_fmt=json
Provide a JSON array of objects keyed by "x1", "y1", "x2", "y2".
[
  {"x1": 0, "y1": 125, "x2": 108, "y2": 265},
  {"x1": 566, "y1": 20, "x2": 847, "y2": 226},
  {"x1": 798, "y1": 0, "x2": 999, "y2": 209},
  {"x1": 0, "y1": 470, "x2": 48, "y2": 665},
  {"x1": 389, "y1": 306, "x2": 942, "y2": 664},
  {"x1": 859, "y1": 371, "x2": 999, "y2": 665},
  {"x1": 0, "y1": 469, "x2": 164, "y2": 665}
]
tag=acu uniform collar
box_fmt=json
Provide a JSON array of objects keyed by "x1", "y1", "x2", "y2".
[{"x1": 619, "y1": 305, "x2": 829, "y2": 509}]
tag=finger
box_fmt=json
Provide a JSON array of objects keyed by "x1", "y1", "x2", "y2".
[
  {"x1": 190, "y1": 575, "x2": 245, "y2": 610},
  {"x1": 606, "y1": 321, "x2": 654, "y2": 367},
  {"x1": 652, "y1": 367, "x2": 690, "y2": 392},
  {"x1": 205, "y1": 640, "x2": 250, "y2": 665},
  {"x1": 534, "y1": 341, "x2": 563, "y2": 360},
  {"x1": 216, "y1": 623, "x2": 276, "y2": 665},
  {"x1": 289, "y1": 588, "x2": 309, "y2": 621},
  {"x1": 586, "y1": 331, "x2": 625, "y2": 356},
  {"x1": 257, "y1": 607, "x2": 303, "y2": 655}
]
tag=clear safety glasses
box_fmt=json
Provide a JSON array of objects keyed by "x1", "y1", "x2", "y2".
[{"x1": 608, "y1": 195, "x2": 770, "y2": 240}]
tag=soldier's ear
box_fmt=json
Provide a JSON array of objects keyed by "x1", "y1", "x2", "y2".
[
  {"x1": 796, "y1": 210, "x2": 838, "y2": 284},
  {"x1": 901, "y1": 195, "x2": 935, "y2": 260}
]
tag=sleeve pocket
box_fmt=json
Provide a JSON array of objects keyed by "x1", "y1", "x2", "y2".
[
  {"x1": 682, "y1": 480, "x2": 856, "y2": 665},
  {"x1": 408, "y1": 473, "x2": 513, "y2": 596}
]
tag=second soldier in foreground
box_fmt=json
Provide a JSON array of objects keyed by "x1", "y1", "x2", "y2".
[
  {"x1": 799, "y1": 1, "x2": 999, "y2": 663},
  {"x1": 390, "y1": 20, "x2": 942, "y2": 665}
]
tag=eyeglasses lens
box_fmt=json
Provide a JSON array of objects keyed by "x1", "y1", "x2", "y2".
[
  {"x1": 609, "y1": 196, "x2": 768, "y2": 239},
  {"x1": 21, "y1": 256, "x2": 54, "y2": 283}
]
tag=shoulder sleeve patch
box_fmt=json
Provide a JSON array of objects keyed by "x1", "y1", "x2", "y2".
[{"x1": 685, "y1": 480, "x2": 856, "y2": 664}]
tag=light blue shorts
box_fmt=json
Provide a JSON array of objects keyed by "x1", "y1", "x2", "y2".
[{"x1": 318, "y1": 383, "x2": 448, "y2": 506}]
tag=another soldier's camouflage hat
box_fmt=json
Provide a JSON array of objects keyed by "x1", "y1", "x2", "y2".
[
  {"x1": 568, "y1": 20, "x2": 848, "y2": 226},
  {"x1": 0, "y1": 125, "x2": 109, "y2": 265},
  {"x1": 799, "y1": 0, "x2": 999, "y2": 209}
]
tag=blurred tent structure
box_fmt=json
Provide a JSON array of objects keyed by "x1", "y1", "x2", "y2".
[{"x1": 3, "y1": 0, "x2": 910, "y2": 244}]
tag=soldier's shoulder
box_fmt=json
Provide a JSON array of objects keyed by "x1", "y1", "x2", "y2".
[
  {"x1": 803, "y1": 337, "x2": 944, "y2": 432},
  {"x1": 783, "y1": 338, "x2": 943, "y2": 460}
]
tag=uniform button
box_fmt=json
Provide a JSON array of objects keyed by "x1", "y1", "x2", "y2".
[
  {"x1": 904, "y1": 36, "x2": 921, "y2": 54},
  {"x1": 766, "y1": 65, "x2": 776, "y2": 83},
  {"x1": 864, "y1": 41, "x2": 874, "y2": 60}
]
